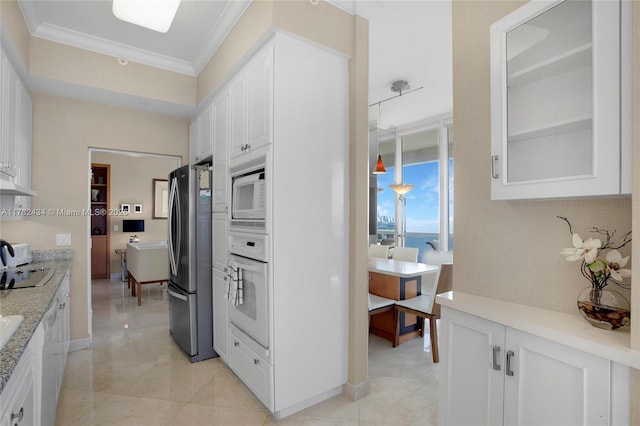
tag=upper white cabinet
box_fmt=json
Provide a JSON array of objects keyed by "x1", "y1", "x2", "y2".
[
  {"x1": 490, "y1": 0, "x2": 631, "y2": 200},
  {"x1": 229, "y1": 46, "x2": 273, "y2": 159},
  {"x1": 190, "y1": 103, "x2": 213, "y2": 164},
  {"x1": 439, "y1": 307, "x2": 629, "y2": 425},
  {"x1": 212, "y1": 89, "x2": 230, "y2": 213}
]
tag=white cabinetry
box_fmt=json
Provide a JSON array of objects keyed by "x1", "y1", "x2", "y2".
[
  {"x1": 490, "y1": 0, "x2": 631, "y2": 200},
  {"x1": 190, "y1": 103, "x2": 213, "y2": 164},
  {"x1": 0, "y1": 47, "x2": 34, "y2": 206},
  {"x1": 212, "y1": 90, "x2": 230, "y2": 213},
  {"x1": 217, "y1": 33, "x2": 348, "y2": 418},
  {"x1": 229, "y1": 46, "x2": 273, "y2": 159},
  {"x1": 212, "y1": 267, "x2": 229, "y2": 362},
  {"x1": 0, "y1": 331, "x2": 36, "y2": 426},
  {"x1": 40, "y1": 274, "x2": 70, "y2": 426},
  {"x1": 439, "y1": 307, "x2": 629, "y2": 426}
]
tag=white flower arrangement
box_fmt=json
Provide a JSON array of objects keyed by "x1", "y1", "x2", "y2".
[{"x1": 558, "y1": 216, "x2": 631, "y2": 290}]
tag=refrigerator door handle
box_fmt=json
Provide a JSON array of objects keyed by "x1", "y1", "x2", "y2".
[
  {"x1": 167, "y1": 287, "x2": 188, "y2": 301},
  {"x1": 168, "y1": 176, "x2": 179, "y2": 276}
]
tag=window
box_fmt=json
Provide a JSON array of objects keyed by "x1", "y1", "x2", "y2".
[{"x1": 373, "y1": 119, "x2": 453, "y2": 262}]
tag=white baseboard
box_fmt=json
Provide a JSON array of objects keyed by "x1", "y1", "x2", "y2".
[
  {"x1": 343, "y1": 379, "x2": 371, "y2": 401},
  {"x1": 273, "y1": 385, "x2": 343, "y2": 420},
  {"x1": 69, "y1": 336, "x2": 91, "y2": 351}
]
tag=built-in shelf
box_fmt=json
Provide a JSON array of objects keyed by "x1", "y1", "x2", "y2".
[
  {"x1": 508, "y1": 43, "x2": 592, "y2": 87},
  {"x1": 508, "y1": 115, "x2": 592, "y2": 143}
]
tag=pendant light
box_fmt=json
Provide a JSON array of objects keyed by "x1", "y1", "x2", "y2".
[{"x1": 372, "y1": 101, "x2": 386, "y2": 174}]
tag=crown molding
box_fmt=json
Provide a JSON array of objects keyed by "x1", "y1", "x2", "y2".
[{"x1": 192, "y1": 0, "x2": 252, "y2": 75}]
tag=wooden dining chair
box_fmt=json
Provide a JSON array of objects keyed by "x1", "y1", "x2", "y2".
[
  {"x1": 392, "y1": 246, "x2": 419, "y2": 262},
  {"x1": 368, "y1": 293, "x2": 398, "y2": 347},
  {"x1": 393, "y1": 263, "x2": 453, "y2": 362}
]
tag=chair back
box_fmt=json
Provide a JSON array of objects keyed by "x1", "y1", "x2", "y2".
[
  {"x1": 369, "y1": 244, "x2": 389, "y2": 259},
  {"x1": 432, "y1": 263, "x2": 453, "y2": 318},
  {"x1": 392, "y1": 246, "x2": 419, "y2": 262}
]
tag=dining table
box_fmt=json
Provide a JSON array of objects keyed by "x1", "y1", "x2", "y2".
[{"x1": 368, "y1": 257, "x2": 439, "y2": 345}]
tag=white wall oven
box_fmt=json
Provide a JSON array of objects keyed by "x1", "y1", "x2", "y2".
[{"x1": 227, "y1": 231, "x2": 269, "y2": 349}]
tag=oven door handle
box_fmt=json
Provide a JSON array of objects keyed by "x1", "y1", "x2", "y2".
[{"x1": 229, "y1": 259, "x2": 266, "y2": 275}]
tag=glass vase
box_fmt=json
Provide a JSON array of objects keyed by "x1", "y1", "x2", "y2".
[{"x1": 577, "y1": 287, "x2": 630, "y2": 330}]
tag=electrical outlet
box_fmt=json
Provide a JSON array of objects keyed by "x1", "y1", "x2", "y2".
[
  {"x1": 56, "y1": 234, "x2": 72, "y2": 246},
  {"x1": 114, "y1": 224, "x2": 119, "y2": 232}
]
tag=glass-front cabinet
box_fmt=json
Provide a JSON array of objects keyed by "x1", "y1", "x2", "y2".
[{"x1": 490, "y1": 0, "x2": 631, "y2": 200}]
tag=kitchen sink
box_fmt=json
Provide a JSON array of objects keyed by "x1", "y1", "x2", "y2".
[{"x1": 0, "y1": 315, "x2": 24, "y2": 350}]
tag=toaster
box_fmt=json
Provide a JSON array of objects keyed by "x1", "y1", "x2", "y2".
[{"x1": 2, "y1": 243, "x2": 32, "y2": 268}]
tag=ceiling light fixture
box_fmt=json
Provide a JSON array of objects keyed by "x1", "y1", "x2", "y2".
[
  {"x1": 112, "y1": 0, "x2": 181, "y2": 33},
  {"x1": 372, "y1": 102, "x2": 387, "y2": 174}
]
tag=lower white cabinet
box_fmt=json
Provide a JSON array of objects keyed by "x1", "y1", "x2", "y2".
[
  {"x1": 0, "y1": 333, "x2": 36, "y2": 426},
  {"x1": 229, "y1": 324, "x2": 273, "y2": 410},
  {"x1": 212, "y1": 267, "x2": 229, "y2": 363},
  {"x1": 439, "y1": 307, "x2": 629, "y2": 426}
]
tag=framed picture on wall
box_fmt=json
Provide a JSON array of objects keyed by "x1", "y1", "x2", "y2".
[
  {"x1": 120, "y1": 204, "x2": 130, "y2": 213},
  {"x1": 134, "y1": 204, "x2": 143, "y2": 214}
]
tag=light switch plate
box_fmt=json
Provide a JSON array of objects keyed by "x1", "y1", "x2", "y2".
[
  {"x1": 56, "y1": 234, "x2": 72, "y2": 246},
  {"x1": 114, "y1": 224, "x2": 119, "y2": 232}
]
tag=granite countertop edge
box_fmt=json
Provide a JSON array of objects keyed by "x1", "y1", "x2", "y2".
[{"x1": 0, "y1": 259, "x2": 72, "y2": 394}]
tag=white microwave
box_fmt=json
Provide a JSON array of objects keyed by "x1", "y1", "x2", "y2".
[{"x1": 231, "y1": 169, "x2": 265, "y2": 221}]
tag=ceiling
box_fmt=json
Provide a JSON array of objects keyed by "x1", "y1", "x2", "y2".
[{"x1": 16, "y1": 0, "x2": 452, "y2": 129}]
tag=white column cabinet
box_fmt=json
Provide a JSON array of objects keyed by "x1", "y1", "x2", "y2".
[
  {"x1": 439, "y1": 307, "x2": 628, "y2": 426},
  {"x1": 490, "y1": 0, "x2": 631, "y2": 200}
]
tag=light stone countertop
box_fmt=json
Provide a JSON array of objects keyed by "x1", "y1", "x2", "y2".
[
  {"x1": 436, "y1": 290, "x2": 640, "y2": 369},
  {"x1": 0, "y1": 259, "x2": 72, "y2": 394}
]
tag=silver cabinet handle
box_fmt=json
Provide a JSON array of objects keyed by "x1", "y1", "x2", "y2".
[
  {"x1": 491, "y1": 155, "x2": 500, "y2": 179},
  {"x1": 234, "y1": 341, "x2": 239, "y2": 347},
  {"x1": 11, "y1": 407, "x2": 24, "y2": 423},
  {"x1": 506, "y1": 350, "x2": 515, "y2": 376},
  {"x1": 492, "y1": 345, "x2": 501, "y2": 371},
  {"x1": 254, "y1": 359, "x2": 259, "y2": 365}
]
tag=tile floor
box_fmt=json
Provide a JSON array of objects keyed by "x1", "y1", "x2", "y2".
[{"x1": 55, "y1": 279, "x2": 439, "y2": 425}]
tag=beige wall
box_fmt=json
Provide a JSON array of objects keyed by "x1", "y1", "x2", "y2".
[
  {"x1": 0, "y1": 0, "x2": 30, "y2": 69},
  {"x1": 0, "y1": 94, "x2": 188, "y2": 341},
  {"x1": 91, "y1": 152, "x2": 179, "y2": 274}
]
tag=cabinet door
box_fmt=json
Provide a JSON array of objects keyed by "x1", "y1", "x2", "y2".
[
  {"x1": 212, "y1": 90, "x2": 229, "y2": 212},
  {"x1": 229, "y1": 327, "x2": 273, "y2": 410},
  {"x1": 1, "y1": 52, "x2": 18, "y2": 178},
  {"x1": 189, "y1": 114, "x2": 202, "y2": 164},
  {"x1": 247, "y1": 46, "x2": 273, "y2": 149},
  {"x1": 229, "y1": 73, "x2": 248, "y2": 159},
  {"x1": 439, "y1": 307, "x2": 505, "y2": 426},
  {"x1": 490, "y1": 0, "x2": 626, "y2": 199},
  {"x1": 212, "y1": 268, "x2": 229, "y2": 362},
  {"x1": 503, "y1": 327, "x2": 610, "y2": 426},
  {"x1": 0, "y1": 341, "x2": 35, "y2": 426},
  {"x1": 91, "y1": 236, "x2": 109, "y2": 278},
  {"x1": 197, "y1": 103, "x2": 213, "y2": 162},
  {"x1": 212, "y1": 213, "x2": 228, "y2": 272}
]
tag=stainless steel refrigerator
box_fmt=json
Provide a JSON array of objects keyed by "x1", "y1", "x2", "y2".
[{"x1": 167, "y1": 160, "x2": 217, "y2": 362}]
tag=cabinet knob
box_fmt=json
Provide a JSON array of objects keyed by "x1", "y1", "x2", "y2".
[
  {"x1": 254, "y1": 359, "x2": 259, "y2": 365},
  {"x1": 234, "y1": 341, "x2": 239, "y2": 347}
]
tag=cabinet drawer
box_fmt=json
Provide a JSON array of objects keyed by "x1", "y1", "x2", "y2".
[{"x1": 229, "y1": 325, "x2": 273, "y2": 410}]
